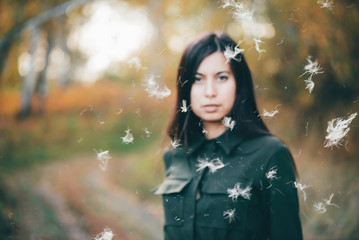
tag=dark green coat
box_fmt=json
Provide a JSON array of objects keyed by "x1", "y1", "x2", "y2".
[{"x1": 153, "y1": 131, "x2": 302, "y2": 240}]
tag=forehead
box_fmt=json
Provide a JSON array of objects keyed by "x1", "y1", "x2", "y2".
[{"x1": 196, "y1": 51, "x2": 231, "y2": 74}]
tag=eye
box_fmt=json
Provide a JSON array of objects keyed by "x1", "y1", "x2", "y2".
[
  {"x1": 194, "y1": 76, "x2": 203, "y2": 82},
  {"x1": 218, "y1": 75, "x2": 228, "y2": 81}
]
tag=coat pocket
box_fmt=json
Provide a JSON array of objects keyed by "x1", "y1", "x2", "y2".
[
  {"x1": 196, "y1": 180, "x2": 250, "y2": 230},
  {"x1": 152, "y1": 178, "x2": 191, "y2": 226}
]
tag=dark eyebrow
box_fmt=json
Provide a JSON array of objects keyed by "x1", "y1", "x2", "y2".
[{"x1": 195, "y1": 71, "x2": 230, "y2": 76}]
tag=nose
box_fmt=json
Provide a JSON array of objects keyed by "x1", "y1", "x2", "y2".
[{"x1": 205, "y1": 79, "x2": 216, "y2": 98}]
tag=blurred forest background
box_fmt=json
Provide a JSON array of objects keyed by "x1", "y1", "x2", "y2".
[{"x1": 0, "y1": 0, "x2": 358, "y2": 239}]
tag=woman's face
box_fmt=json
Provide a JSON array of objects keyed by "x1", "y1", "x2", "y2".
[{"x1": 190, "y1": 51, "x2": 237, "y2": 124}]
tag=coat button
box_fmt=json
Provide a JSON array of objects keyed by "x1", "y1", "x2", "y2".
[{"x1": 190, "y1": 214, "x2": 194, "y2": 219}]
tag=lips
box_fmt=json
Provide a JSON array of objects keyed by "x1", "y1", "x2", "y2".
[{"x1": 202, "y1": 104, "x2": 219, "y2": 112}]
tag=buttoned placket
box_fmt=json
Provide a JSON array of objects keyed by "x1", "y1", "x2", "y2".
[{"x1": 183, "y1": 140, "x2": 220, "y2": 240}]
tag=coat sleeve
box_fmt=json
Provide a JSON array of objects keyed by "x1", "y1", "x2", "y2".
[{"x1": 261, "y1": 147, "x2": 303, "y2": 240}]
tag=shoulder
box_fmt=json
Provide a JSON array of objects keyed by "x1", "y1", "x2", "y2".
[
  {"x1": 255, "y1": 136, "x2": 295, "y2": 176},
  {"x1": 250, "y1": 134, "x2": 286, "y2": 149},
  {"x1": 238, "y1": 134, "x2": 294, "y2": 174},
  {"x1": 256, "y1": 135, "x2": 292, "y2": 162},
  {"x1": 241, "y1": 134, "x2": 289, "y2": 156}
]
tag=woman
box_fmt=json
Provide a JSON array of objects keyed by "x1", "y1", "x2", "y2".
[{"x1": 153, "y1": 31, "x2": 303, "y2": 240}]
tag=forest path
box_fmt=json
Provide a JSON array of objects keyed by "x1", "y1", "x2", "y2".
[{"x1": 4, "y1": 154, "x2": 163, "y2": 240}]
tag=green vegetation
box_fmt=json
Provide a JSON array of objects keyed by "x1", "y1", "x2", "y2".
[
  {"x1": 0, "y1": 113, "x2": 163, "y2": 172},
  {"x1": 0, "y1": 81, "x2": 171, "y2": 173}
]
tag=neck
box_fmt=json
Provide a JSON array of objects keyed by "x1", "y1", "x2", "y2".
[{"x1": 202, "y1": 121, "x2": 226, "y2": 139}]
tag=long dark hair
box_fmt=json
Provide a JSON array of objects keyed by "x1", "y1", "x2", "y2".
[{"x1": 167, "y1": 31, "x2": 270, "y2": 142}]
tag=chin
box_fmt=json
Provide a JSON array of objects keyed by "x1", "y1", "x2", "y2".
[{"x1": 201, "y1": 115, "x2": 225, "y2": 122}]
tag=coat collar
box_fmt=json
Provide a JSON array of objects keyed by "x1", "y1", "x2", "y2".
[{"x1": 187, "y1": 130, "x2": 245, "y2": 156}]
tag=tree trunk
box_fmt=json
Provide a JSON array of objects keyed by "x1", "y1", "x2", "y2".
[
  {"x1": 56, "y1": 16, "x2": 72, "y2": 87},
  {"x1": 36, "y1": 28, "x2": 54, "y2": 114},
  {"x1": 147, "y1": 0, "x2": 166, "y2": 75},
  {"x1": 16, "y1": 26, "x2": 40, "y2": 119}
]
